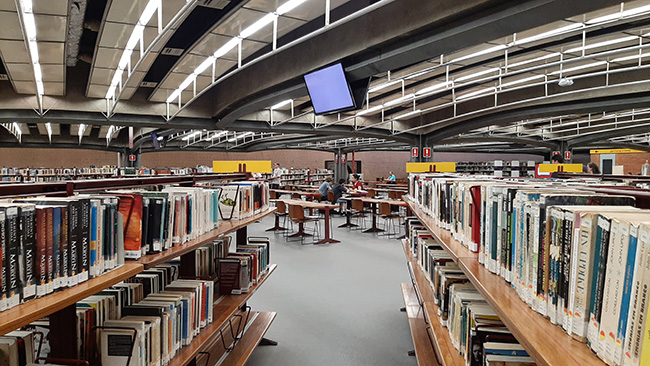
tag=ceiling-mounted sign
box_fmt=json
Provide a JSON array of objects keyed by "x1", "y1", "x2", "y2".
[
  {"x1": 129, "y1": 155, "x2": 136, "y2": 162},
  {"x1": 423, "y1": 147, "x2": 432, "y2": 158},
  {"x1": 564, "y1": 151, "x2": 571, "y2": 160},
  {"x1": 411, "y1": 147, "x2": 418, "y2": 158},
  {"x1": 552, "y1": 151, "x2": 560, "y2": 156},
  {"x1": 341, "y1": 155, "x2": 346, "y2": 163}
]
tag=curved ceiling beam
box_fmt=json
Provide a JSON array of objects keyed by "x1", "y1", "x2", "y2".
[
  {"x1": 568, "y1": 123, "x2": 650, "y2": 148},
  {"x1": 212, "y1": 0, "x2": 620, "y2": 128},
  {"x1": 439, "y1": 136, "x2": 558, "y2": 149},
  {"x1": 423, "y1": 84, "x2": 650, "y2": 143}
]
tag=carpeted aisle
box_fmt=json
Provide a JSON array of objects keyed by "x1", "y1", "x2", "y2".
[{"x1": 243, "y1": 214, "x2": 418, "y2": 366}]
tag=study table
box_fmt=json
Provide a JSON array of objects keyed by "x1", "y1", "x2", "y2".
[
  {"x1": 340, "y1": 197, "x2": 407, "y2": 233},
  {"x1": 272, "y1": 199, "x2": 340, "y2": 244},
  {"x1": 270, "y1": 189, "x2": 320, "y2": 199}
]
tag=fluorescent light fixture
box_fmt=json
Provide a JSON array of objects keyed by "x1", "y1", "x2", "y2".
[
  {"x1": 23, "y1": 13, "x2": 36, "y2": 40},
  {"x1": 394, "y1": 110, "x2": 422, "y2": 120},
  {"x1": 157, "y1": 135, "x2": 164, "y2": 141},
  {"x1": 565, "y1": 35, "x2": 637, "y2": 53},
  {"x1": 384, "y1": 93, "x2": 414, "y2": 108},
  {"x1": 139, "y1": 0, "x2": 160, "y2": 25},
  {"x1": 500, "y1": 74, "x2": 545, "y2": 88},
  {"x1": 126, "y1": 25, "x2": 145, "y2": 50},
  {"x1": 12, "y1": 122, "x2": 21, "y2": 135},
  {"x1": 508, "y1": 52, "x2": 559, "y2": 68},
  {"x1": 194, "y1": 56, "x2": 215, "y2": 75},
  {"x1": 179, "y1": 74, "x2": 195, "y2": 90},
  {"x1": 166, "y1": 89, "x2": 181, "y2": 103},
  {"x1": 106, "y1": 125, "x2": 114, "y2": 138},
  {"x1": 271, "y1": 99, "x2": 292, "y2": 109},
  {"x1": 514, "y1": 23, "x2": 583, "y2": 46},
  {"x1": 45, "y1": 122, "x2": 52, "y2": 136},
  {"x1": 550, "y1": 60, "x2": 607, "y2": 75},
  {"x1": 18, "y1": 0, "x2": 44, "y2": 96},
  {"x1": 368, "y1": 79, "x2": 402, "y2": 93},
  {"x1": 456, "y1": 87, "x2": 495, "y2": 101},
  {"x1": 455, "y1": 67, "x2": 500, "y2": 82},
  {"x1": 205, "y1": 131, "x2": 228, "y2": 141},
  {"x1": 451, "y1": 45, "x2": 507, "y2": 63},
  {"x1": 416, "y1": 81, "x2": 451, "y2": 96},
  {"x1": 277, "y1": 0, "x2": 308, "y2": 15},
  {"x1": 182, "y1": 131, "x2": 202, "y2": 141},
  {"x1": 214, "y1": 37, "x2": 240, "y2": 58},
  {"x1": 612, "y1": 53, "x2": 650, "y2": 62},
  {"x1": 227, "y1": 131, "x2": 254, "y2": 142},
  {"x1": 78, "y1": 124, "x2": 86, "y2": 137},
  {"x1": 587, "y1": 4, "x2": 650, "y2": 24},
  {"x1": 356, "y1": 104, "x2": 383, "y2": 116},
  {"x1": 240, "y1": 13, "x2": 276, "y2": 39}
]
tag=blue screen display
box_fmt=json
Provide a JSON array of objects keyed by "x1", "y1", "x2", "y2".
[{"x1": 304, "y1": 63, "x2": 355, "y2": 114}]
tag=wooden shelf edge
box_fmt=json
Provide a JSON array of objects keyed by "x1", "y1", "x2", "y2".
[
  {"x1": 404, "y1": 195, "x2": 606, "y2": 366},
  {"x1": 219, "y1": 311, "x2": 277, "y2": 366},
  {"x1": 167, "y1": 264, "x2": 277, "y2": 366},
  {"x1": 138, "y1": 207, "x2": 276, "y2": 269},
  {"x1": 401, "y1": 283, "x2": 441, "y2": 366},
  {"x1": 402, "y1": 240, "x2": 465, "y2": 366},
  {"x1": 0, "y1": 263, "x2": 143, "y2": 335}
]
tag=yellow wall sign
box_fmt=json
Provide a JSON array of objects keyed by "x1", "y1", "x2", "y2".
[
  {"x1": 589, "y1": 149, "x2": 644, "y2": 154},
  {"x1": 213, "y1": 160, "x2": 272, "y2": 173},
  {"x1": 406, "y1": 162, "x2": 456, "y2": 173},
  {"x1": 537, "y1": 163, "x2": 583, "y2": 173}
]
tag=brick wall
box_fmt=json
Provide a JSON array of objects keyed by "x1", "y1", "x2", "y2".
[
  {"x1": 591, "y1": 152, "x2": 650, "y2": 174},
  {"x1": 0, "y1": 147, "x2": 118, "y2": 167}
]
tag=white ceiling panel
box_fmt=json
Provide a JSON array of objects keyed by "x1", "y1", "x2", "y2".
[
  {"x1": 174, "y1": 53, "x2": 210, "y2": 74},
  {"x1": 190, "y1": 32, "x2": 232, "y2": 56},
  {"x1": 240, "y1": 39, "x2": 267, "y2": 61},
  {"x1": 40, "y1": 64, "x2": 64, "y2": 82},
  {"x1": 33, "y1": 0, "x2": 69, "y2": 16},
  {"x1": 98, "y1": 22, "x2": 135, "y2": 49},
  {"x1": 87, "y1": 85, "x2": 110, "y2": 98},
  {"x1": 43, "y1": 82, "x2": 64, "y2": 96},
  {"x1": 38, "y1": 42, "x2": 65, "y2": 64},
  {"x1": 212, "y1": 7, "x2": 270, "y2": 43},
  {"x1": 0, "y1": 11, "x2": 23, "y2": 39},
  {"x1": 139, "y1": 51, "x2": 159, "y2": 70},
  {"x1": 195, "y1": 74, "x2": 212, "y2": 91},
  {"x1": 0, "y1": 40, "x2": 30, "y2": 63},
  {"x1": 36, "y1": 123, "x2": 61, "y2": 135},
  {"x1": 125, "y1": 71, "x2": 146, "y2": 88},
  {"x1": 272, "y1": 15, "x2": 306, "y2": 41},
  {"x1": 244, "y1": 0, "x2": 348, "y2": 21},
  {"x1": 0, "y1": 0, "x2": 15, "y2": 12},
  {"x1": 5, "y1": 63, "x2": 34, "y2": 81},
  {"x1": 149, "y1": 88, "x2": 174, "y2": 102},
  {"x1": 93, "y1": 47, "x2": 123, "y2": 68},
  {"x1": 90, "y1": 68, "x2": 113, "y2": 85},
  {"x1": 34, "y1": 14, "x2": 67, "y2": 42},
  {"x1": 121, "y1": 87, "x2": 137, "y2": 100},
  {"x1": 106, "y1": 0, "x2": 150, "y2": 24},
  {"x1": 13, "y1": 81, "x2": 36, "y2": 94},
  {"x1": 159, "y1": 72, "x2": 191, "y2": 89}
]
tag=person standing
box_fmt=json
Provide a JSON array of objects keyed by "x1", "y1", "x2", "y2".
[
  {"x1": 270, "y1": 162, "x2": 282, "y2": 189},
  {"x1": 319, "y1": 177, "x2": 333, "y2": 201}
]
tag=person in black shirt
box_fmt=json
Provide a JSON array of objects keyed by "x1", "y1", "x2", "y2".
[{"x1": 331, "y1": 178, "x2": 348, "y2": 214}]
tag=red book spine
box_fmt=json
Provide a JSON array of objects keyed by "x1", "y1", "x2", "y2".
[{"x1": 470, "y1": 186, "x2": 482, "y2": 253}]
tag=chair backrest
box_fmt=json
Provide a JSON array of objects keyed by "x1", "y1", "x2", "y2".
[
  {"x1": 367, "y1": 189, "x2": 376, "y2": 198},
  {"x1": 288, "y1": 204, "x2": 304, "y2": 220},
  {"x1": 328, "y1": 191, "x2": 334, "y2": 201},
  {"x1": 379, "y1": 202, "x2": 392, "y2": 215},
  {"x1": 276, "y1": 200, "x2": 287, "y2": 214},
  {"x1": 351, "y1": 199, "x2": 364, "y2": 211},
  {"x1": 389, "y1": 190, "x2": 401, "y2": 200}
]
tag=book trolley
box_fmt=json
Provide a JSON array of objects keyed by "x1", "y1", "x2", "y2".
[{"x1": 0, "y1": 173, "x2": 278, "y2": 366}]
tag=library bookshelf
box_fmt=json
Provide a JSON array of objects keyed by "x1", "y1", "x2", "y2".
[{"x1": 403, "y1": 196, "x2": 606, "y2": 366}]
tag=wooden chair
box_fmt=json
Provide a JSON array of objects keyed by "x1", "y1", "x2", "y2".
[
  {"x1": 275, "y1": 201, "x2": 289, "y2": 237},
  {"x1": 288, "y1": 204, "x2": 321, "y2": 245},
  {"x1": 367, "y1": 188, "x2": 376, "y2": 198},
  {"x1": 350, "y1": 198, "x2": 369, "y2": 230},
  {"x1": 379, "y1": 202, "x2": 402, "y2": 238}
]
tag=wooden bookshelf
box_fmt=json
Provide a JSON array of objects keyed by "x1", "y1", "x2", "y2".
[
  {"x1": 401, "y1": 284, "x2": 440, "y2": 366},
  {"x1": 402, "y1": 239, "x2": 465, "y2": 366},
  {"x1": 138, "y1": 208, "x2": 276, "y2": 269},
  {"x1": 167, "y1": 264, "x2": 277, "y2": 366},
  {"x1": 403, "y1": 195, "x2": 607, "y2": 366},
  {"x1": 0, "y1": 262, "x2": 143, "y2": 335}
]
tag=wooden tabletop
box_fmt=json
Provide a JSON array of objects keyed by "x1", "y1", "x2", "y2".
[
  {"x1": 372, "y1": 187, "x2": 408, "y2": 192},
  {"x1": 273, "y1": 198, "x2": 337, "y2": 209},
  {"x1": 271, "y1": 189, "x2": 320, "y2": 196},
  {"x1": 341, "y1": 196, "x2": 407, "y2": 206}
]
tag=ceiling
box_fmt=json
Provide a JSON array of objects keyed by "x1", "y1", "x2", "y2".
[{"x1": 2, "y1": 0, "x2": 650, "y2": 155}]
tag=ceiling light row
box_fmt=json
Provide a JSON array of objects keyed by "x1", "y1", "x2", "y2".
[
  {"x1": 17, "y1": 0, "x2": 44, "y2": 95},
  {"x1": 167, "y1": 0, "x2": 308, "y2": 104}
]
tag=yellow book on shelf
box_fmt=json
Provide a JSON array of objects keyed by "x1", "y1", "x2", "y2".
[{"x1": 640, "y1": 302, "x2": 650, "y2": 366}]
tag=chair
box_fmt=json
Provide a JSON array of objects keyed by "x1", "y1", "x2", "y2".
[
  {"x1": 275, "y1": 201, "x2": 290, "y2": 237},
  {"x1": 288, "y1": 204, "x2": 321, "y2": 245},
  {"x1": 379, "y1": 202, "x2": 402, "y2": 238},
  {"x1": 349, "y1": 198, "x2": 369, "y2": 230},
  {"x1": 367, "y1": 188, "x2": 376, "y2": 198}
]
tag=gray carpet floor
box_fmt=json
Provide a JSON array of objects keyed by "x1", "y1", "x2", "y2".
[{"x1": 243, "y1": 213, "x2": 418, "y2": 366}]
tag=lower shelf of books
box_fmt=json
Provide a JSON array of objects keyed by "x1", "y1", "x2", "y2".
[
  {"x1": 167, "y1": 264, "x2": 277, "y2": 366},
  {"x1": 0, "y1": 263, "x2": 143, "y2": 335},
  {"x1": 402, "y1": 239, "x2": 466, "y2": 366}
]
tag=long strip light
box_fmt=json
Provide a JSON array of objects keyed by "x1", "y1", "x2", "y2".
[
  {"x1": 514, "y1": 23, "x2": 584, "y2": 46},
  {"x1": 227, "y1": 131, "x2": 254, "y2": 142},
  {"x1": 368, "y1": 79, "x2": 402, "y2": 93},
  {"x1": 45, "y1": 122, "x2": 52, "y2": 142},
  {"x1": 550, "y1": 60, "x2": 607, "y2": 75},
  {"x1": 78, "y1": 124, "x2": 86, "y2": 144},
  {"x1": 456, "y1": 87, "x2": 495, "y2": 101},
  {"x1": 181, "y1": 131, "x2": 202, "y2": 141},
  {"x1": 564, "y1": 35, "x2": 637, "y2": 53},
  {"x1": 587, "y1": 4, "x2": 650, "y2": 24},
  {"x1": 167, "y1": 0, "x2": 308, "y2": 104},
  {"x1": 271, "y1": 99, "x2": 292, "y2": 110},
  {"x1": 394, "y1": 110, "x2": 421, "y2": 120},
  {"x1": 106, "y1": 0, "x2": 161, "y2": 99},
  {"x1": 204, "y1": 131, "x2": 228, "y2": 141},
  {"x1": 17, "y1": 0, "x2": 44, "y2": 95},
  {"x1": 415, "y1": 81, "x2": 451, "y2": 96}
]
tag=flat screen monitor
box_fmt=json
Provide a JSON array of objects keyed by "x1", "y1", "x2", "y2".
[{"x1": 304, "y1": 63, "x2": 355, "y2": 115}]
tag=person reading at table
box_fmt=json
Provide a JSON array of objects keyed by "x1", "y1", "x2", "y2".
[
  {"x1": 387, "y1": 171, "x2": 396, "y2": 183},
  {"x1": 351, "y1": 174, "x2": 364, "y2": 190},
  {"x1": 330, "y1": 178, "x2": 348, "y2": 214},
  {"x1": 319, "y1": 177, "x2": 333, "y2": 201}
]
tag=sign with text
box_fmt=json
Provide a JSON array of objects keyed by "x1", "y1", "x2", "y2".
[
  {"x1": 423, "y1": 147, "x2": 432, "y2": 158},
  {"x1": 564, "y1": 151, "x2": 571, "y2": 160},
  {"x1": 411, "y1": 147, "x2": 418, "y2": 158}
]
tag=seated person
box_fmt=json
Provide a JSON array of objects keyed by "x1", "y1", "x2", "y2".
[
  {"x1": 331, "y1": 179, "x2": 349, "y2": 203},
  {"x1": 387, "y1": 171, "x2": 396, "y2": 183},
  {"x1": 350, "y1": 174, "x2": 364, "y2": 190},
  {"x1": 319, "y1": 177, "x2": 333, "y2": 201}
]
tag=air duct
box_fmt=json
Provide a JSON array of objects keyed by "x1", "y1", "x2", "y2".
[{"x1": 66, "y1": 0, "x2": 87, "y2": 67}]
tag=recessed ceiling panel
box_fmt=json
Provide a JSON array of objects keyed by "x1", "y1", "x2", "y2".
[
  {"x1": 158, "y1": 71, "x2": 191, "y2": 89},
  {"x1": 0, "y1": 40, "x2": 30, "y2": 63},
  {"x1": 40, "y1": 64, "x2": 64, "y2": 82},
  {"x1": 13, "y1": 80, "x2": 36, "y2": 94},
  {"x1": 38, "y1": 42, "x2": 65, "y2": 64},
  {"x1": 98, "y1": 22, "x2": 135, "y2": 48},
  {"x1": 33, "y1": 0, "x2": 68, "y2": 16},
  {"x1": 94, "y1": 47, "x2": 123, "y2": 68},
  {"x1": 125, "y1": 71, "x2": 146, "y2": 88},
  {"x1": 5, "y1": 63, "x2": 33, "y2": 81},
  {"x1": 87, "y1": 84, "x2": 110, "y2": 98},
  {"x1": 43, "y1": 81, "x2": 64, "y2": 95},
  {"x1": 212, "y1": 7, "x2": 269, "y2": 43},
  {"x1": 0, "y1": 11, "x2": 23, "y2": 39},
  {"x1": 105, "y1": 0, "x2": 150, "y2": 24},
  {"x1": 90, "y1": 68, "x2": 113, "y2": 85},
  {"x1": 34, "y1": 14, "x2": 67, "y2": 42},
  {"x1": 190, "y1": 32, "x2": 232, "y2": 56}
]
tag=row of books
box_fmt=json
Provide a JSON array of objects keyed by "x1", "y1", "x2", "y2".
[
  {"x1": 407, "y1": 173, "x2": 650, "y2": 366},
  {"x1": 0, "y1": 182, "x2": 269, "y2": 312},
  {"x1": 407, "y1": 219, "x2": 535, "y2": 366},
  {"x1": 0, "y1": 167, "x2": 117, "y2": 177}
]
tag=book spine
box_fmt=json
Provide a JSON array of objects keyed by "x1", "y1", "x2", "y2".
[
  {"x1": 572, "y1": 214, "x2": 594, "y2": 340},
  {"x1": 68, "y1": 201, "x2": 79, "y2": 286},
  {"x1": 6, "y1": 208, "x2": 20, "y2": 308},
  {"x1": 0, "y1": 210, "x2": 6, "y2": 310},
  {"x1": 45, "y1": 208, "x2": 54, "y2": 294},
  {"x1": 90, "y1": 202, "x2": 98, "y2": 278},
  {"x1": 35, "y1": 208, "x2": 47, "y2": 297},
  {"x1": 549, "y1": 209, "x2": 562, "y2": 324},
  {"x1": 627, "y1": 224, "x2": 650, "y2": 366},
  {"x1": 588, "y1": 216, "x2": 610, "y2": 349},
  {"x1": 561, "y1": 211, "x2": 574, "y2": 331},
  {"x1": 20, "y1": 207, "x2": 37, "y2": 300},
  {"x1": 79, "y1": 200, "x2": 90, "y2": 283},
  {"x1": 52, "y1": 207, "x2": 61, "y2": 290},
  {"x1": 60, "y1": 206, "x2": 69, "y2": 288}
]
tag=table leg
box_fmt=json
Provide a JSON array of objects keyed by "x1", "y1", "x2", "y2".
[
  {"x1": 338, "y1": 200, "x2": 358, "y2": 228},
  {"x1": 363, "y1": 202, "x2": 384, "y2": 233},
  {"x1": 288, "y1": 222, "x2": 312, "y2": 237},
  {"x1": 316, "y1": 208, "x2": 340, "y2": 244},
  {"x1": 265, "y1": 214, "x2": 286, "y2": 231}
]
